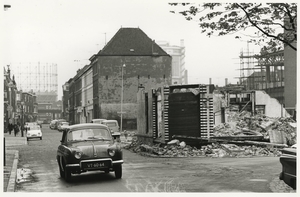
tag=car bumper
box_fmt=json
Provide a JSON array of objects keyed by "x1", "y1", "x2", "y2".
[
  {"x1": 279, "y1": 148, "x2": 296, "y2": 189},
  {"x1": 66, "y1": 158, "x2": 123, "y2": 171}
]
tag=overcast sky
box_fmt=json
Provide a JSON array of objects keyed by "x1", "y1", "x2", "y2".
[{"x1": 2, "y1": 0, "x2": 263, "y2": 99}]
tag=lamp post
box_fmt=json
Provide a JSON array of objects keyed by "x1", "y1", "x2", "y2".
[
  {"x1": 20, "y1": 101, "x2": 25, "y2": 137},
  {"x1": 120, "y1": 64, "x2": 126, "y2": 133}
]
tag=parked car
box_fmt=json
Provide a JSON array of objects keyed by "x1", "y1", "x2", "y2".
[
  {"x1": 27, "y1": 125, "x2": 42, "y2": 141},
  {"x1": 91, "y1": 119, "x2": 107, "y2": 124},
  {"x1": 55, "y1": 119, "x2": 66, "y2": 129},
  {"x1": 50, "y1": 120, "x2": 58, "y2": 129},
  {"x1": 102, "y1": 120, "x2": 119, "y2": 133},
  {"x1": 279, "y1": 146, "x2": 296, "y2": 189},
  {"x1": 58, "y1": 122, "x2": 69, "y2": 132},
  {"x1": 56, "y1": 123, "x2": 123, "y2": 182}
]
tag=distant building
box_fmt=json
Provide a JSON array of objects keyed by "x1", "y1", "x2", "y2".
[
  {"x1": 90, "y1": 27, "x2": 172, "y2": 129},
  {"x1": 38, "y1": 101, "x2": 62, "y2": 123},
  {"x1": 157, "y1": 40, "x2": 188, "y2": 85},
  {"x1": 3, "y1": 66, "x2": 18, "y2": 131},
  {"x1": 65, "y1": 27, "x2": 172, "y2": 129}
]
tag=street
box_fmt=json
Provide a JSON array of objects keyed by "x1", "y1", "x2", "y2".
[{"x1": 13, "y1": 125, "x2": 293, "y2": 192}]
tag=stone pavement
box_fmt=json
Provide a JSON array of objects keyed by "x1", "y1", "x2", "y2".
[{"x1": 3, "y1": 132, "x2": 27, "y2": 192}]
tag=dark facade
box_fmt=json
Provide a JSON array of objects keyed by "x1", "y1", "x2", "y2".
[
  {"x1": 3, "y1": 66, "x2": 18, "y2": 131},
  {"x1": 62, "y1": 80, "x2": 70, "y2": 121},
  {"x1": 90, "y1": 27, "x2": 172, "y2": 129}
]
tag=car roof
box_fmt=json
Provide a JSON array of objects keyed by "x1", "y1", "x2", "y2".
[
  {"x1": 67, "y1": 123, "x2": 108, "y2": 130},
  {"x1": 103, "y1": 120, "x2": 118, "y2": 123}
]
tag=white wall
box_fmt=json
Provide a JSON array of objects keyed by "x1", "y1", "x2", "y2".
[{"x1": 255, "y1": 91, "x2": 290, "y2": 118}]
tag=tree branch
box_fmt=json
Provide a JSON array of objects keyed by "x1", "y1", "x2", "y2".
[{"x1": 236, "y1": 3, "x2": 296, "y2": 51}]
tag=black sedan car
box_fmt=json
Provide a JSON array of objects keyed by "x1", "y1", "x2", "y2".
[{"x1": 57, "y1": 123, "x2": 123, "y2": 182}]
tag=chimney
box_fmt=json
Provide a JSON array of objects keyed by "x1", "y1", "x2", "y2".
[
  {"x1": 209, "y1": 78, "x2": 212, "y2": 85},
  {"x1": 7, "y1": 65, "x2": 11, "y2": 78},
  {"x1": 225, "y1": 78, "x2": 228, "y2": 86}
]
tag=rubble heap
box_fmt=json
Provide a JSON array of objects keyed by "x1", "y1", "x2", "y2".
[
  {"x1": 124, "y1": 113, "x2": 296, "y2": 158},
  {"x1": 124, "y1": 139, "x2": 283, "y2": 158},
  {"x1": 214, "y1": 112, "x2": 297, "y2": 146}
]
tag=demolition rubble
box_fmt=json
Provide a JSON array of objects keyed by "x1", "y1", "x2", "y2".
[{"x1": 124, "y1": 112, "x2": 297, "y2": 158}]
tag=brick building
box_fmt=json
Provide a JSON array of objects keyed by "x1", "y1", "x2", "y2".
[
  {"x1": 90, "y1": 27, "x2": 172, "y2": 129},
  {"x1": 65, "y1": 27, "x2": 172, "y2": 129}
]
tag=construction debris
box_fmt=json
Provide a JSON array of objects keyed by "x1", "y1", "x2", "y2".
[
  {"x1": 125, "y1": 140, "x2": 284, "y2": 158},
  {"x1": 125, "y1": 113, "x2": 296, "y2": 158}
]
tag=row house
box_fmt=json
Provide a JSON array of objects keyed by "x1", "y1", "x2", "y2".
[
  {"x1": 64, "y1": 27, "x2": 172, "y2": 129},
  {"x1": 3, "y1": 66, "x2": 18, "y2": 131},
  {"x1": 16, "y1": 91, "x2": 38, "y2": 123},
  {"x1": 3, "y1": 65, "x2": 39, "y2": 132},
  {"x1": 68, "y1": 65, "x2": 93, "y2": 125}
]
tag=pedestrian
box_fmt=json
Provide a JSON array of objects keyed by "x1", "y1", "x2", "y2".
[
  {"x1": 20, "y1": 123, "x2": 25, "y2": 137},
  {"x1": 8, "y1": 122, "x2": 14, "y2": 135},
  {"x1": 124, "y1": 130, "x2": 128, "y2": 141},
  {"x1": 14, "y1": 123, "x2": 19, "y2": 137}
]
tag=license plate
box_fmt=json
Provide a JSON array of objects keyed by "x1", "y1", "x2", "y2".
[{"x1": 82, "y1": 161, "x2": 109, "y2": 169}]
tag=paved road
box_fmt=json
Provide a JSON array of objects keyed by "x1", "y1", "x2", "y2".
[{"x1": 14, "y1": 125, "x2": 295, "y2": 192}]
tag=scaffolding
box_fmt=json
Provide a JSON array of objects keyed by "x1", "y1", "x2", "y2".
[
  {"x1": 9, "y1": 62, "x2": 58, "y2": 93},
  {"x1": 239, "y1": 45, "x2": 285, "y2": 104}
]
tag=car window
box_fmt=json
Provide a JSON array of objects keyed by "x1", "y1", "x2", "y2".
[
  {"x1": 106, "y1": 122, "x2": 117, "y2": 127},
  {"x1": 67, "y1": 128, "x2": 112, "y2": 142},
  {"x1": 30, "y1": 125, "x2": 40, "y2": 130}
]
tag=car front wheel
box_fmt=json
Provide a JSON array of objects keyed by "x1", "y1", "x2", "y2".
[
  {"x1": 114, "y1": 165, "x2": 122, "y2": 179},
  {"x1": 63, "y1": 162, "x2": 72, "y2": 182}
]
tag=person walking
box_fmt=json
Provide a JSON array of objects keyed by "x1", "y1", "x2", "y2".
[
  {"x1": 8, "y1": 122, "x2": 14, "y2": 135},
  {"x1": 124, "y1": 130, "x2": 128, "y2": 142},
  {"x1": 14, "y1": 123, "x2": 19, "y2": 137}
]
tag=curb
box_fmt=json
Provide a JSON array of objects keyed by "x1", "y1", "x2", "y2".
[{"x1": 7, "y1": 151, "x2": 19, "y2": 192}]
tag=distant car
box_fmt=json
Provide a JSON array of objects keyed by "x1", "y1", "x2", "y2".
[
  {"x1": 55, "y1": 119, "x2": 66, "y2": 130},
  {"x1": 58, "y1": 122, "x2": 69, "y2": 132},
  {"x1": 50, "y1": 120, "x2": 58, "y2": 129},
  {"x1": 27, "y1": 125, "x2": 42, "y2": 141},
  {"x1": 91, "y1": 119, "x2": 107, "y2": 124},
  {"x1": 56, "y1": 123, "x2": 123, "y2": 182},
  {"x1": 25, "y1": 122, "x2": 38, "y2": 131},
  {"x1": 36, "y1": 120, "x2": 43, "y2": 128},
  {"x1": 279, "y1": 146, "x2": 296, "y2": 189},
  {"x1": 102, "y1": 120, "x2": 119, "y2": 133}
]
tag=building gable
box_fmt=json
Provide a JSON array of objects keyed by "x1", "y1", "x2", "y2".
[{"x1": 98, "y1": 27, "x2": 169, "y2": 56}]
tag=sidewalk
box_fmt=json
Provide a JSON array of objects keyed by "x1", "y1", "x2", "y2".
[{"x1": 3, "y1": 132, "x2": 27, "y2": 192}]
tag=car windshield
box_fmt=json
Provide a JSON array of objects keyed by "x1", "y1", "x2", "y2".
[
  {"x1": 62, "y1": 122, "x2": 69, "y2": 126},
  {"x1": 29, "y1": 125, "x2": 40, "y2": 130},
  {"x1": 67, "y1": 128, "x2": 112, "y2": 142},
  {"x1": 106, "y1": 122, "x2": 117, "y2": 127}
]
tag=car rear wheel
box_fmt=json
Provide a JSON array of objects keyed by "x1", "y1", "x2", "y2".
[{"x1": 114, "y1": 165, "x2": 122, "y2": 179}]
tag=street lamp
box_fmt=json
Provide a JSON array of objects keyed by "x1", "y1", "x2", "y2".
[
  {"x1": 120, "y1": 64, "x2": 126, "y2": 133},
  {"x1": 20, "y1": 101, "x2": 25, "y2": 137}
]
